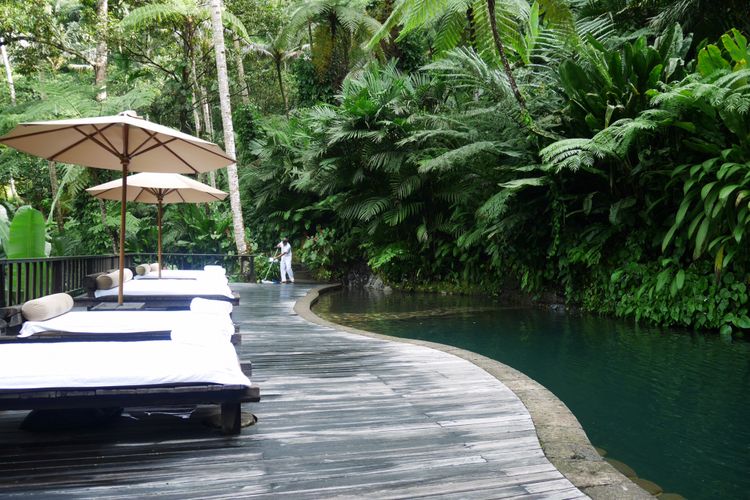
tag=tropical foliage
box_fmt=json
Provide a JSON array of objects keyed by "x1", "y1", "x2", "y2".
[{"x1": 1, "y1": 0, "x2": 749, "y2": 333}]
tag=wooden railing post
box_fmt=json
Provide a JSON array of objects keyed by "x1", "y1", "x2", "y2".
[
  {"x1": 0, "y1": 262, "x2": 6, "y2": 308},
  {"x1": 52, "y1": 260, "x2": 64, "y2": 294}
]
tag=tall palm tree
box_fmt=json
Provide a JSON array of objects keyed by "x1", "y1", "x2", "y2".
[
  {"x1": 121, "y1": 0, "x2": 249, "y2": 129},
  {"x1": 209, "y1": 0, "x2": 248, "y2": 256},
  {"x1": 0, "y1": 38, "x2": 15, "y2": 105},
  {"x1": 94, "y1": 0, "x2": 108, "y2": 101},
  {"x1": 287, "y1": 0, "x2": 382, "y2": 90},
  {"x1": 246, "y1": 29, "x2": 305, "y2": 115}
]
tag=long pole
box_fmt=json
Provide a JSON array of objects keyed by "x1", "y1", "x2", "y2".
[
  {"x1": 118, "y1": 124, "x2": 129, "y2": 305},
  {"x1": 157, "y1": 196, "x2": 163, "y2": 279}
]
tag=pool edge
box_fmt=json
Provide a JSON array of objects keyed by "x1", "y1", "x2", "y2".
[{"x1": 295, "y1": 283, "x2": 652, "y2": 500}]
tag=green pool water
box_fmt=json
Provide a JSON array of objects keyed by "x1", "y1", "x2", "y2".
[{"x1": 314, "y1": 289, "x2": 750, "y2": 500}]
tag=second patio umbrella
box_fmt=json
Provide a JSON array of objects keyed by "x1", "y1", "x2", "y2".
[
  {"x1": 0, "y1": 110, "x2": 234, "y2": 304},
  {"x1": 86, "y1": 173, "x2": 228, "y2": 278}
]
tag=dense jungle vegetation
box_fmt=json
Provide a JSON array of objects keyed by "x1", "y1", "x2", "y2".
[{"x1": 1, "y1": 0, "x2": 750, "y2": 333}]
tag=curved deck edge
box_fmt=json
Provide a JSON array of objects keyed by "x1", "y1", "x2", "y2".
[{"x1": 295, "y1": 284, "x2": 652, "y2": 500}]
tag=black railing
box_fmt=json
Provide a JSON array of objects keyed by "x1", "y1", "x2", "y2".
[{"x1": 0, "y1": 253, "x2": 254, "y2": 308}]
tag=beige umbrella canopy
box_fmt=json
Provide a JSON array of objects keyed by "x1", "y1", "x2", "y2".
[
  {"x1": 0, "y1": 111, "x2": 234, "y2": 304},
  {"x1": 86, "y1": 173, "x2": 228, "y2": 278}
]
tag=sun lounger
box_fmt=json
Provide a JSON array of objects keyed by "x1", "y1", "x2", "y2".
[
  {"x1": 133, "y1": 264, "x2": 227, "y2": 281},
  {"x1": 135, "y1": 269, "x2": 220, "y2": 280},
  {"x1": 3, "y1": 309, "x2": 240, "y2": 344},
  {"x1": 0, "y1": 340, "x2": 259, "y2": 434},
  {"x1": 1, "y1": 296, "x2": 240, "y2": 344},
  {"x1": 76, "y1": 270, "x2": 240, "y2": 309}
]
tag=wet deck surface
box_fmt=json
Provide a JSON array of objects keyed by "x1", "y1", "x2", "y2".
[{"x1": 0, "y1": 283, "x2": 585, "y2": 499}]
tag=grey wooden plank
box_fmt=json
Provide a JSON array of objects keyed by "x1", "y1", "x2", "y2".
[{"x1": 0, "y1": 283, "x2": 585, "y2": 499}]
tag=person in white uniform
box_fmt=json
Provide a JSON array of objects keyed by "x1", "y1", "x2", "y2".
[{"x1": 276, "y1": 237, "x2": 294, "y2": 283}]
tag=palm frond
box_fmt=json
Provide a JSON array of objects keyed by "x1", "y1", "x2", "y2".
[
  {"x1": 121, "y1": 3, "x2": 185, "y2": 29},
  {"x1": 418, "y1": 140, "x2": 500, "y2": 172}
]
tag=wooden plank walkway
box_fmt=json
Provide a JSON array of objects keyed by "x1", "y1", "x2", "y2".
[{"x1": 0, "y1": 283, "x2": 586, "y2": 499}]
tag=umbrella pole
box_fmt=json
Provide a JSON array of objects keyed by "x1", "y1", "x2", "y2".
[
  {"x1": 157, "y1": 198, "x2": 163, "y2": 279},
  {"x1": 118, "y1": 125, "x2": 130, "y2": 305},
  {"x1": 117, "y1": 164, "x2": 128, "y2": 304}
]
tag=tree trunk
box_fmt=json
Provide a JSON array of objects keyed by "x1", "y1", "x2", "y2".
[
  {"x1": 0, "y1": 38, "x2": 16, "y2": 105},
  {"x1": 8, "y1": 176, "x2": 19, "y2": 200},
  {"x1": 190, "y1": 53, "x2": 203, "y2": 137},
  {"x1": 201, "y1": 83, "x2": 214, "y2": 139},
  {"x1": 209, "y1": 0, "x2": 247, "y2": 256},
  {"x1": 47, "y1": 161, "x2": 64, "y2": 232},
  {"x1": 199, "y1": 80, "x2": 217, "y2": 189},
  {"x1": 275, "y1": 58, "x2": 288, "y2": 116},
  {"x1": 94, "y1": 0, "x2": 108, "y2": 101},
  {"x1": 233, "y1": 38, "x2": 250, "y2": 106},
  {"x1": 179, "y1": 21, "x2": 195, "y2": 129},
  {"x1": 486, "y1": 0, "x2": 527, "y2": 115}
]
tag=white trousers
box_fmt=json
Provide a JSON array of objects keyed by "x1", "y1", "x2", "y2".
[{"x1": 280, "y1": 258, "x2": 294, "y2": 282}]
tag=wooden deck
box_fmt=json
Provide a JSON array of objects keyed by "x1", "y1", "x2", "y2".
[{"x1": 0, "y1": 283, "x2": 585, "y2": 499}]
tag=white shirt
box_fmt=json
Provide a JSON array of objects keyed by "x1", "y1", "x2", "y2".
[{"x1": 277, "y1": 241, "x2": 292, "y2": 260}]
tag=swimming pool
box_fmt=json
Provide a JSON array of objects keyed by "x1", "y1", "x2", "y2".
[{"x1": 315, "y1": 289, "x2": 750, "y2": 500}]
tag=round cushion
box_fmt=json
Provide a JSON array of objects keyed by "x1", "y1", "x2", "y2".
[
  {"x1": 96, "y1": 268, "x2": 134, "y2": 290},
  {"x1": 22, "y1": 293, "x2": 74, "y2": 321},
  {"x1": 135, "y1": 264, "x2": 150, "y2": 276},
  {"x1": 150, "y1": 262, "x2": 160, "y2": 272}
]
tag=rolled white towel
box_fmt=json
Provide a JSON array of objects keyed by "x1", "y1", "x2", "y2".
[{"x1": 190, "y1": 297, "x2": 233, "y2": 316}]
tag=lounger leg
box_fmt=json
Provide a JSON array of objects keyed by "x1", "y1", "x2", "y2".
[{"x1": 221, "y1": 402, "x2": 241, "y2": 435}]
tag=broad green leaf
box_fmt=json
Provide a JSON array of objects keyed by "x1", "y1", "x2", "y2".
[
  {"x1": 693, "y1": 217, "x2": 711, "y2": 259},
  {"x1": 717, "y1": 162, "x2": 743, "y2": 180},
  {"x1": 675, "y1": 269, "x2": 685, "y2": 290},
  {"x1": 734, "y1": 223, "x2": 744, "y2": 243},
  {"x1": 697, "y1": 45, "x2": 731, "y2": 75},
  {"x1": 735, "y1": 190, "x2": 750, "y2": 207},
  {"x1": 700, "y1": 181, "x2": 717, "y2": 200},
  {"x1": 6, "y1": 206, "x2": 47, "y2": 259},
  {"x1": 732, "y1": 315, "x2": 750, "y2": 329},
  {"x1": 662, "y1": 223, "x2": 679, "y2": 252},
  {"x1": 670, "y1": 278, "x2": 678, "y2": 297},
  {"x1": 715, "y1": 245, "x2": 725, "y2": 273},
  {"x1": 655, "y1": 270, "x2": 671, "y2": 292},
  {"x1": 675, "y1": 197, "x2": 692, "y2": 226},
  {"x1": 722, "y1": 29, "x2": 748, "y2": 63}
]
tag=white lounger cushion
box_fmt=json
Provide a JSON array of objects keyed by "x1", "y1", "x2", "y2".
[
  {"x1": 190, "y1": 297, "x2": 234, "y2": 316},
  {"x1": 21, "y1": 293, "x2": 74, "y2": 321},
  {"x1": 0, "y1": 340, "x2": 250, "y2": 390},
  {"x1": 96, "y1": 268, "x2": 133, "y2": 290},
  {"x1": 93, "y1": 278, "x2": 233, "y2": 298},
  {"x1": 19, "y1": 310, "x2": 235, "y2": 339},
  {"x1": 204, "y1": 265, "x2": 226, "y2": 275},
  {"x1": 135, "y1": 270, "x2": 228, "y2": 284}
]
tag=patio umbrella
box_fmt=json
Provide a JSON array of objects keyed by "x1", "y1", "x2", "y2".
[
  {"x1": 86, "y1": 173, "x2": 228, "y2": 278},
  {"x1": 0, "y1": 110, "x2": 234, "y2": 304}
]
